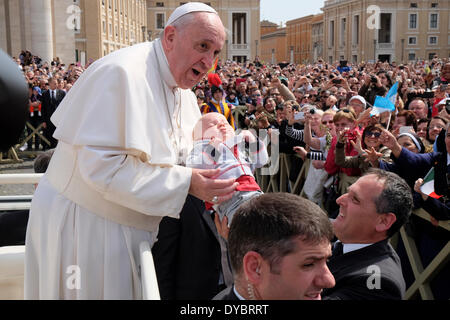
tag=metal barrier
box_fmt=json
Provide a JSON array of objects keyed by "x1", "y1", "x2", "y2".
[{"x1": 0, "y1": 122, "x2": 49, "y2": 164}]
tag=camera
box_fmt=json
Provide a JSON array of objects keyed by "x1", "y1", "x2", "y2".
[
  {"x1": 370, "y1": 75, "x2": 377, "y2": 83},
  {"x1": 344, "y1": 130, "x2": 356, "y2": 140},
  {"x1": 247, "y1": 114, "x2": 256, "y2": 121},
  {"x1": 332, "y1": 78, "x2": 341, "y2": 84},
  {"x1": 446, "y1": 99, "x2": 450, "y2": 114}
]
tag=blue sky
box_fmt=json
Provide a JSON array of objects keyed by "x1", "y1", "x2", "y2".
[{"x1": 260, "y1": 0, "x2": 326, "y2": 26}]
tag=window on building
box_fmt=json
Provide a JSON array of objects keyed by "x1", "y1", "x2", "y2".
[
  {"x1": 408, "y1": 53, "x2": 416, "y2": 61},
  {"x1": 410, "y1": 3, "x2": 417, "y2": 8},
  {"x1": 378, "y1": 13, "x2": 391, "y2": 43},
  {"x1": 429, "y1": 36, "x2": 437, "y2": 45},
  {"x1": 429, "y1": 53, "x2": 436, "y2": 60},
  {"x1": 431, "y1": 3, "x2": 438, "y2": 8},
  {"x1": 352, "y1": 15, "x2": 359, "y2": 45},
  {"x1": 156, "y1": 2, "x2": 165, "y2": 7},
  {"x1": 329, "y1": 21, "x2": 335, "y2": 47},
  {"x1": 408, "y1": 36, "x2": 416, "y2": 45},
  {"x1": 102, "y1": 21, "x2": 106, "y2": 34},
  {"x1": 340, "y1": 18, "x2": 346, "y2": 46},
  {"x1": 409, "y1": 13, "x2": 417, "y2": 29},
  {"x1": 156, "y1": 13, "x2": 165, "y2": 29},
  {"x1": 430, "y1": 13, "x2": 438, "y2": 29},
  {"x1": 352, "y1": 55, "x2": 357, "y2": 63}
]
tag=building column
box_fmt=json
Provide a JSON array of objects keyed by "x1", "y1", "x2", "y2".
[{"x1": 29, "y1": 0, "x2": 53, "y2": 63}]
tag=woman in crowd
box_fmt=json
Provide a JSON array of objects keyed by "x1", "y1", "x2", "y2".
[
  {"x1": 324, "y1": 108, "x2": 362, "y2": 194},
  {"x1": 334, "y1": 123, "x2": 392, "y2": 173}
]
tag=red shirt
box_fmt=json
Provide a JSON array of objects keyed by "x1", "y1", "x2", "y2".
[{"x1": 324, "y1": 136, "x2": 362, "y2": 177}]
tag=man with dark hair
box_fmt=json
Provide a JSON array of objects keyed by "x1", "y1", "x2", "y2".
[
  {"x1": 323, "y1": 168, "x2": 413, "y2": 300},
  {"x1": 214, "y1": 192, "x2": 336, "y2": 300},
  {"x1": 40, "y1": 77, "x2": 65, "y2": 149}
]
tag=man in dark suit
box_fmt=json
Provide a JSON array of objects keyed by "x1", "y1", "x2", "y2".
[
  {"x1": 41, "y1": 77, "x2": 65, "y2": 149},
  {"x1": 323, "y1": 169, "x2": 413, "y2": 300},
  {"x1": 214, "y1": 193, "x2": 336, "y2": 300},
  {"x1": 151, "y1": 195, "x2": 224, "y2": 300}
]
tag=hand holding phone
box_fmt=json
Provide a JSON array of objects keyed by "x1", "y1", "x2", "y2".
[{"x1": 399, "y1": 126, "x2": 414, "y2": 134}]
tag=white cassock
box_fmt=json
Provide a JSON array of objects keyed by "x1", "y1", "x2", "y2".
[{"x1": 24, "y1": 38, "x2": 201, "y2": 299}]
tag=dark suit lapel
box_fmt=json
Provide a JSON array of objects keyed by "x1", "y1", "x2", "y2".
[
  {"x1": 186, "y1": 195, "x2": 219, "y2": 241},
  {"x1": 328, "y1": 240, "x2": 391, "y2": 277}
]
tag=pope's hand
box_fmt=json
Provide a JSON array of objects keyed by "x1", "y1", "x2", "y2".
[{"x1": 189, "y1": 168, "x2": 238, "y2": 204}]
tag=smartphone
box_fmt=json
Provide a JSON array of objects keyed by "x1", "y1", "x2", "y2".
[
  {"x1": 419, "y1": 92, "x2": 434, "y2": 99},
  {"x1": 399, "y1": 126, "x2": 413, "y2": 134},
  {"x1": 294, "y1": 112, "x2": 305, "y2": 121},
  {"x1": 332, "y1": 78, "x2": 341, "y2": 84}
]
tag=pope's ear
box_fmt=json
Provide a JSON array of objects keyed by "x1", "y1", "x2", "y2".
[{"x1": 162, "y1": 26, "x2": 176, "y2": 51}]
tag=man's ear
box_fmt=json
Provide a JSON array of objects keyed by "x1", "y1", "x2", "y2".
[
  {"x1": 242, "y1": 251, "x2": 263, "y2": 284},
  {"x1": 375, "y1": 212, "x2": 397, "y2": 233},
  {"x1": 162, "y1": 26, "x2": 176, "y2": 52}
]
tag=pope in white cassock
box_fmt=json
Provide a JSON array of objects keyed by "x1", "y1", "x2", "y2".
[{"x1": 24, "y1": 2, "x2": 237, "y2": 299}]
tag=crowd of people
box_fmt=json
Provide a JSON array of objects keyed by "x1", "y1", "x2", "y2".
[
  {"x1": 6, "y1": 2, "x2": 449, "y2": 301},
  {"x1": 189, "y1": 54, "x2": 450, "y2": 300}
]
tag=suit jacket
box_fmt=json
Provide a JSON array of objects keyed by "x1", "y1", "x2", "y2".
[
  {"x1": 41, "y1": 89, "x2": 65, "y2": 126},
  {"x1": 323, "y1": 239, "x2": 406, "y2": 300},
  {"x1": 213, "y1": 286, "x2": 239, "y2": 300},
  {"x1": 152, "y1": 195, "x2": 223, "y2": 300}
]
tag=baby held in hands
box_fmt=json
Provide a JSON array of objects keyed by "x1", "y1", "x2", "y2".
[{"x1": 186, "y1": 113, "x2": 268, "y2": 226}]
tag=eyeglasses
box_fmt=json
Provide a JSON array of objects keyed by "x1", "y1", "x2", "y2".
[
  {"x1": 365, "y1": 131, "x2": 381, "y2": 138},
  {"x1": 252, "y1": 94, "x2": 261, "y2": 97},
  {"x1": 322, "y1": 120, "x2": 334, "y2": 125},
  {"x1": 429, "y1": 124, "x2": 445, "y2": 130}
]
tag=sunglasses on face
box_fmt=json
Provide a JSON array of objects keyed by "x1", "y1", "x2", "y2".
[{"x1": 365, "y1": 131, "x2": 381, "y2": 138}]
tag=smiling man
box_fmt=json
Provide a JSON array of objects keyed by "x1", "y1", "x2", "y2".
[
  {"x1": 323, "y1": 169, "x2": 413, "y2": 300},
  {"x1": 214, "y1": 193, "x2": 336, "y2": 300},
  {"x1": 25, "y1": 3, "x2": 236, "y2": 300}
]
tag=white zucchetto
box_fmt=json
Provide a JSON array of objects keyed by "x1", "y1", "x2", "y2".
[{"x1": 165, "y1": 2, "x2": 218, "y2": 27}]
